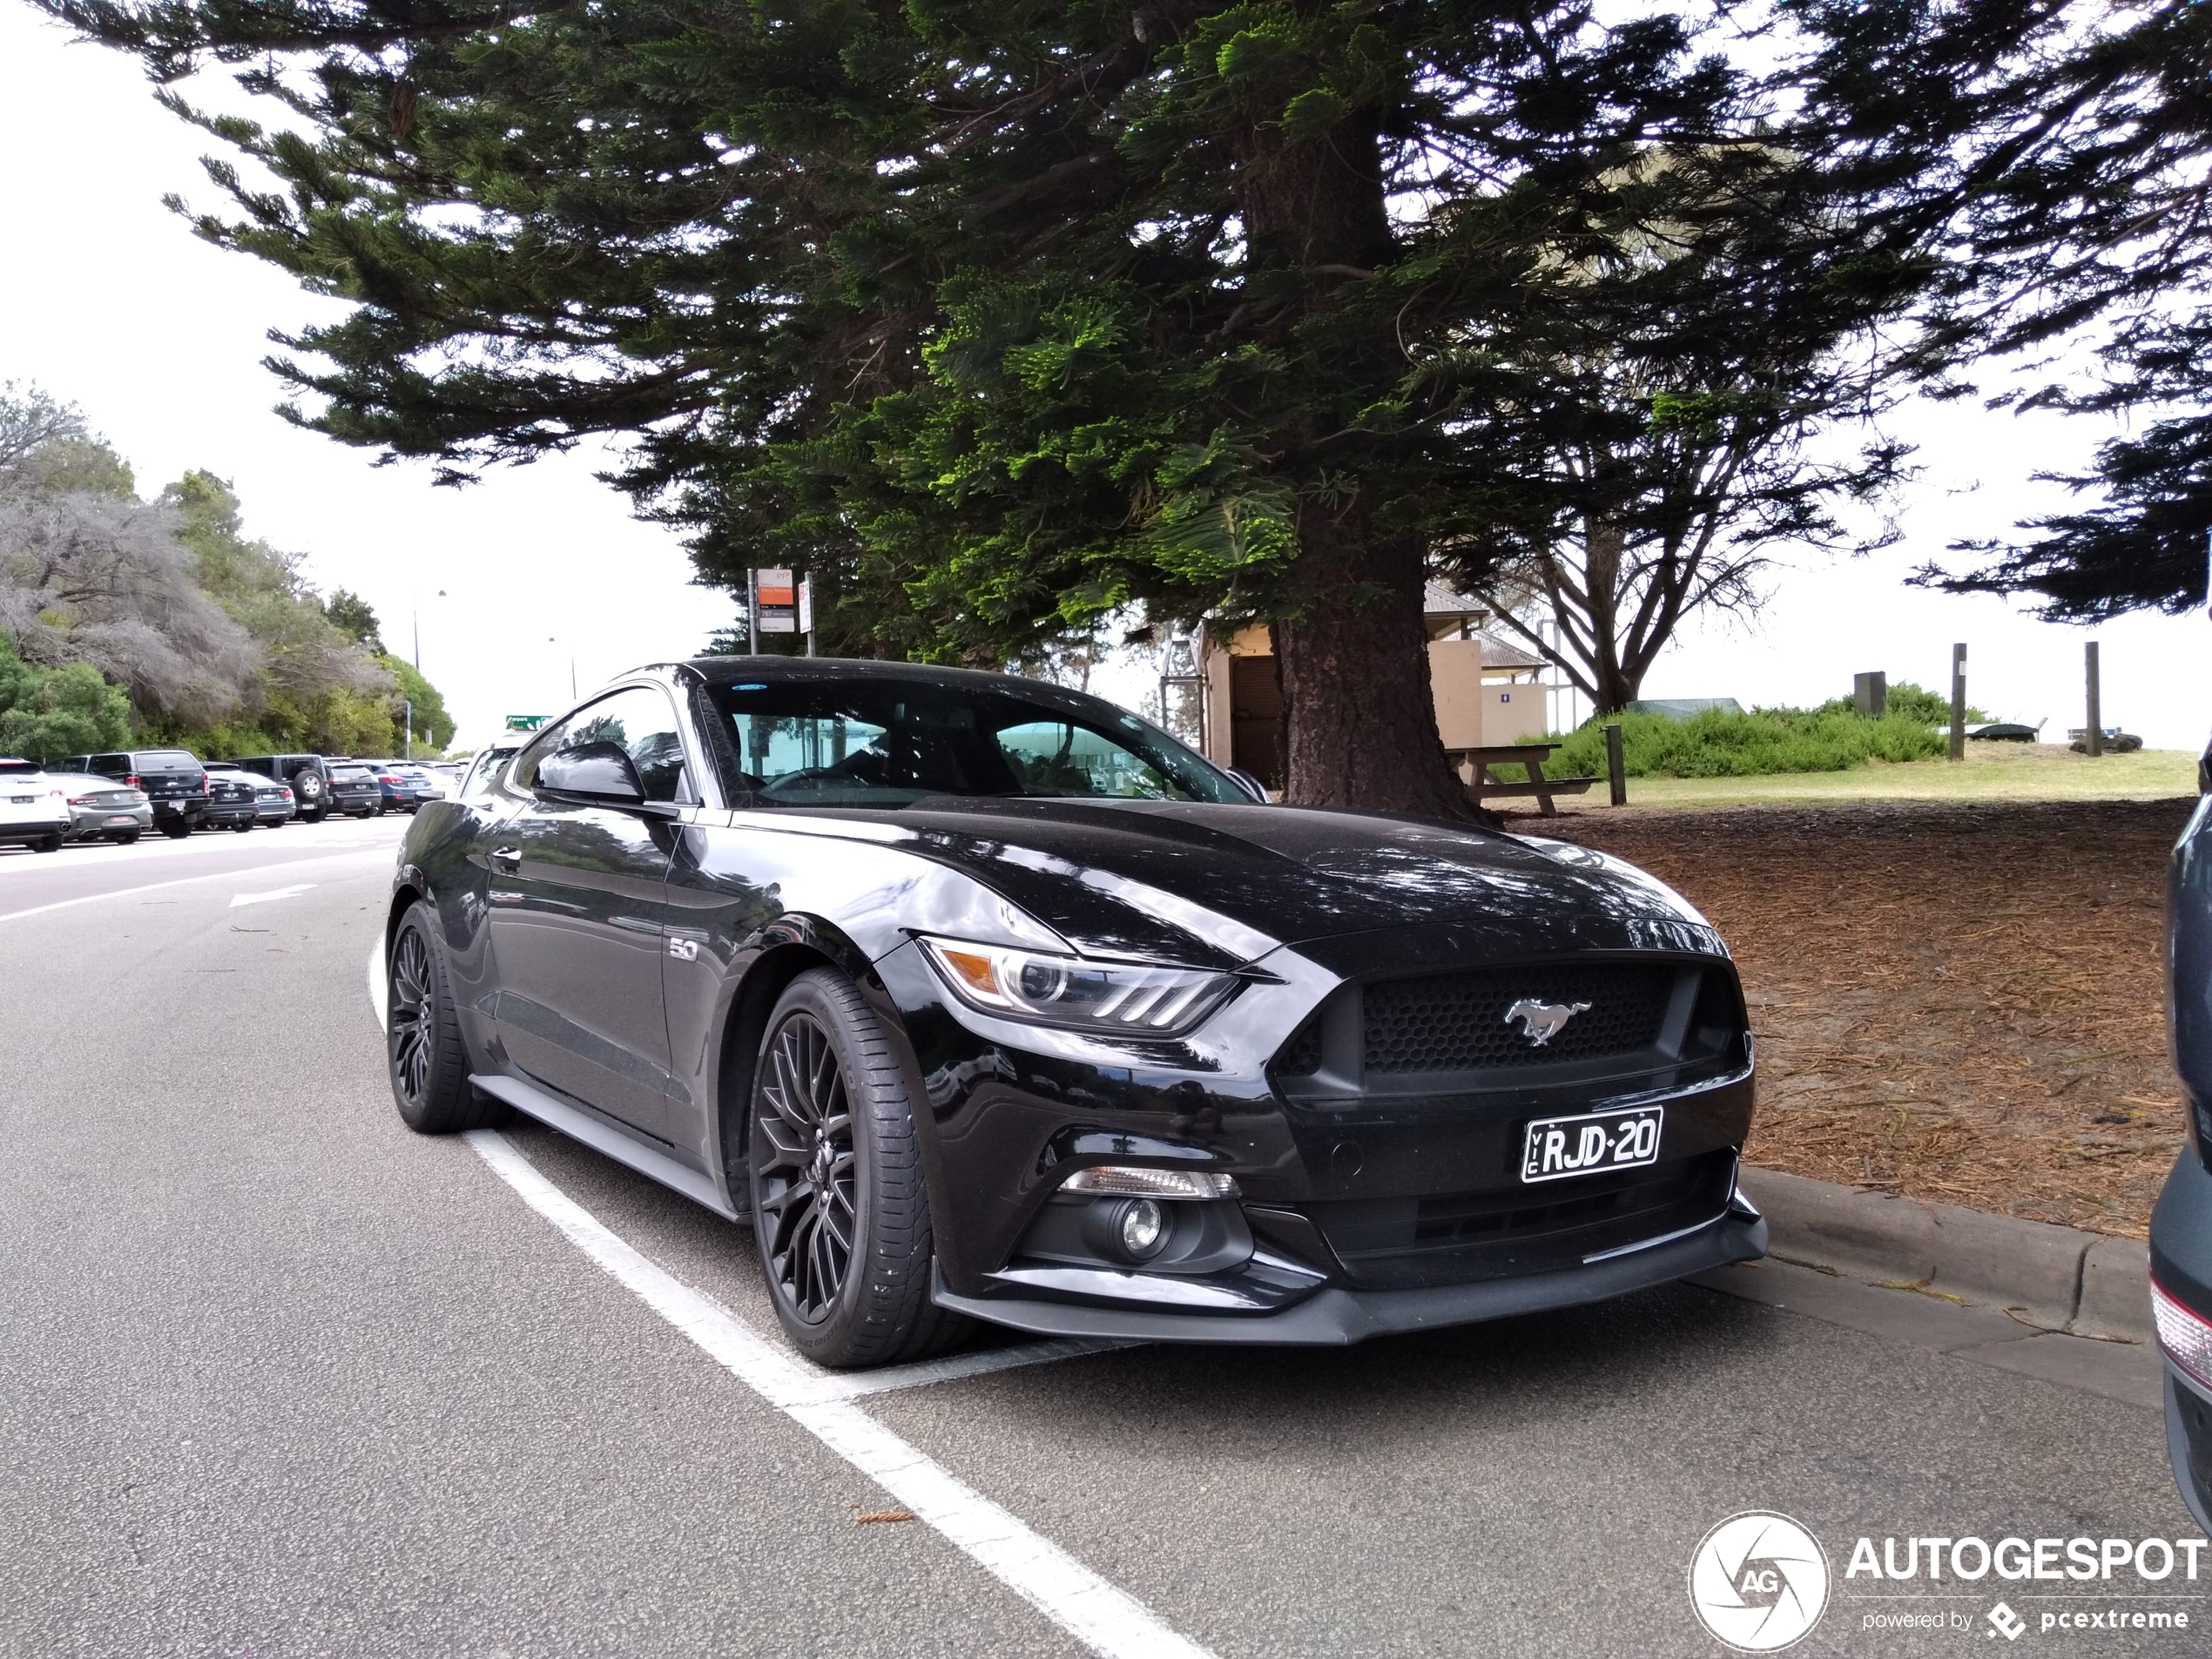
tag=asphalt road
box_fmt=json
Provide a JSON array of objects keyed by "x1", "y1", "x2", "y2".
[{"x1": 2, "y1": 822, "x2": 2202, "y2": 1657}]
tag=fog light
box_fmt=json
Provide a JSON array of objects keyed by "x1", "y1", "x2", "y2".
[
  {"x1": 1062, "y1": 1165, "x2": 1238, "y2": 1200},
  {"x1": 1119, "y1": 1198, "x2": 1165, "y2": 1259}
]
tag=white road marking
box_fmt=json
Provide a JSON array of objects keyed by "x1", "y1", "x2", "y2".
[
  {"x1": 823, "y1": 1336, "x2": 1142, "y2": 1399},
  {"x1": 366, "y1": 938, "x2": 1142, "y2": 1390},
  {"x1": 465, "y1": 1130, "x2": 1212, "y2": 1659},
  {"x1": 0, "y1": 849, "x2": 390, "y2": 925},
  {"x1": 366, "y1": 944, "x2": 1187, "y2": 1654},
  {"x1": 229, "y1": 883, "x2": 314, "y2": 908},
  {"x1": 368, "y1": 939, "x2": 387, "y2": 1031}
]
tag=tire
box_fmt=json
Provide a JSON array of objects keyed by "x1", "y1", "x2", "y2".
[
  {"x1": 232, "y1": 820, "x2": 253, "y2": 833},
  {"x1": 30, "y1": 832, "x2": 62, "y2": 853},
  {"x1": 110, "y1": 831, "x2": 139, "y2": 846},
  {"x1": 301, "y1": 807, "x2": 326, "y2": 825},
  {"x1": 748, "y1": 968, "x2": 971, "y2": 1368},
  {"x1": 159, "y1": 819, "x2": 191, "y2": 840},
  {"x1": 386, "y1": 901, "x2": 504, "y2": 1133}
]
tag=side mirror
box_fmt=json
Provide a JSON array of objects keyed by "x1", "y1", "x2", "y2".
[
  {"x1": 536, "y1": 740, "x2": 647, "y2": 806},
  {"x1": 1223, "y1": 765, "x2": 1271, "y2": 804}
]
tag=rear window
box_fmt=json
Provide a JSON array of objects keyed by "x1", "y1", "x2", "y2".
[
  {"x1": 0, "y1": 759, "x2": 40, "y2": 776},
  {"x1": 328, "y1": 765, "x2": 371, "y2": 782},
  {"x1": 135, "y1": 751, "x2": 200, "y2": 771}
]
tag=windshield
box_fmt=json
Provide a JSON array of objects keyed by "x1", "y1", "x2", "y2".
[{"x1": 706, "y1": 678, "x2": 1240, "y2": 809}]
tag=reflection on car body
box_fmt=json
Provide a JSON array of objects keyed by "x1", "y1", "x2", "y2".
[{"x1": 381, "y1": 658, "x2": 1764, "y2": 1368}]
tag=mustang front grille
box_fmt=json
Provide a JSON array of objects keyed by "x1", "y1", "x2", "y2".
[{"x1": 1361, "y1": 962, "x2": 1677, "y2": 1074}]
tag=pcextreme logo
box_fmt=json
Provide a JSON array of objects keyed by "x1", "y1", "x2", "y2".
[{"x1": 1688, "y1": 1512, "x2": 1832, "y2": 1652}]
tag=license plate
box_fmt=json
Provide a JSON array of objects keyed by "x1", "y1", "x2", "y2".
[
  {"x1": 105, "y1": 815, "x2": 136, "y2": 824},
  {"x1": 8, "y1": 795, "x2": 30, "y2": 805},
  {"x1": 1521, "y1": 1106, "x2": 1663, "y2": 1184}
]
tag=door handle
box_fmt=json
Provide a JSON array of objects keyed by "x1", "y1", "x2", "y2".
[{"x1": 490, "y1": 846, "x2": 521, "y2": 873}]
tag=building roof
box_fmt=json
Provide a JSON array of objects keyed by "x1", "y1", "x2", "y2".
[
  {"x1": 1425, "y1": 580, "x2": 1497, "y2": 618},
  {"x1": 1474, "y1": 631, "x2": 1543, "y2": 671}
]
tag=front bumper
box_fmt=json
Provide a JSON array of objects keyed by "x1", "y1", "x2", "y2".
[{"x1": 933, "y1": 1202, "x2": 1768, "y2": 1344}]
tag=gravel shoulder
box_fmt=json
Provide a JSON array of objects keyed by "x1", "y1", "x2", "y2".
[{"x1": 1533, "y1": 797, "x2": 2195, "y2": 1238}]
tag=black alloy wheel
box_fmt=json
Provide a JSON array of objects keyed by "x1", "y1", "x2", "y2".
[
  {"x1": 754, "y1": 1010, "x2": 858, "y2": 1323},
  {"x1": 385, "y1": 900, "x2": 503, "y2": 1133},
  {"x1": 747, "y1": 968, "x2": 969, "y2": 1367}
]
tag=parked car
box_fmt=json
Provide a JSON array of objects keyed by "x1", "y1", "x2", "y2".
[
  {"x1": 66, "y1": 750, "x2": 208, "y2": 838},
  {"x1": 0, "y1": 758, "x2": 71, "y2": 853},
  {"x1": 2154, "y1": 792, "x2": 2212, "y2": 1530},
  {"x1": 250, "y1": 776, "x2": 296, "y2": 827},
  {"x1": 199, "y1": 765, "x2": 262, "y2": 833},
  {"x1": 358, "y1": 760, "x2": 442, "y2": 813},
  {"x1": 323, "y1": 761, "x2": 386, "y2": 818},
  {"x1": 381, "y1": 659, "x2": 1764, "y2": 1368},
  {"x1": 455, "y1": 745, "x2": 519, "y2": 802},
  {"x1": 46, "y1": 771, "x2": 152, "y2": 844},
  {"x1": 231, "y1": 754, "x2": 335, "y2": 823},
  {"x1": 401, "y1": 764, "x2": 449, "y2": 804}
]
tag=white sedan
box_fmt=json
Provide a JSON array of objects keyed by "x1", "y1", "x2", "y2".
[{"x1": 0, "y1": 758, "x2": 72, "y2": 853}]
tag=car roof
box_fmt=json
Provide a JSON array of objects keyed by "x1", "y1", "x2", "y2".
[{"x1": 681, "y1": 656, "x2": 1064, "y2": 694}]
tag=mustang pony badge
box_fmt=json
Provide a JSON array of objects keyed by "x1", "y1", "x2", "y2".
[{"x1": 1503, "y1": 998, "x2": 1592, "y2": 1047}]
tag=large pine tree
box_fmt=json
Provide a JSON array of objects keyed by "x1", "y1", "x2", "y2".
[{"x1": 53, "y1": 0, "x2": 1947, "y2": 807}]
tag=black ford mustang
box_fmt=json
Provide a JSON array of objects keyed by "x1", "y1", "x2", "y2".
[{"x1": 384, "y1": 658, "x2": 1764, "y2": 1367}]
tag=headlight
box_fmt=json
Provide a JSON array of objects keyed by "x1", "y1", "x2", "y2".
[{"x1": 916, "y1": 936, "x2": 1239, "y2": 1036}]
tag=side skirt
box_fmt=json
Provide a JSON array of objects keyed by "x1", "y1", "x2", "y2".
[{"x1": 470, "y1": 1071, "x2": 739, "y2": 1222}]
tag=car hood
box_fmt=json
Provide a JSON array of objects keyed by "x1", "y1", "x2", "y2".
[{"x1": 809, "y1": 799, "x2": 1721, "y2": 968}]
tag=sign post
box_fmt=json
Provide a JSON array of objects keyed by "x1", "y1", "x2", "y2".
[
  {"x1": 2085, "y1": 640, "x2": 2102, "y2": 758},
  {"x1": 1948, "y1": 644, "x2": 1967, "y2": 762}
]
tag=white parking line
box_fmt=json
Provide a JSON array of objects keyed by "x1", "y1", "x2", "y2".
[
  {"x1": 368, "y1": 940, "x2": 1176, "y2": 1647},
  {"x1": 230, "y1": 883, "x2": 315, "y2": 908},
  {"x1": 366, "y1": 939, "x2": 1139, "y2": 1388},
  {"x1": 465, "y1": 1130, "x2": 1212, "y2": 1659},
  {"x1": 0, "y1": 849, "x2": 390, "y2": 925}
]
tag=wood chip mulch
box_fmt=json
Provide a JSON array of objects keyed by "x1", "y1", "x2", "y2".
[{"x1": 1531, "y1": 798, "x2": 2198, "y2": 1239}]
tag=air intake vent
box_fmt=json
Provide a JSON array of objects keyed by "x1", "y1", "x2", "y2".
[
  {"x1": 1274, "y1": 1019, "x2": 1324, "y2": 1077},
  {"x1": 1363, "y1": 962, "x2": 1679, "y2": 1074}
]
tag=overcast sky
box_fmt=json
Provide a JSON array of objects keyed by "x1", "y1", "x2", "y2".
[{"x1": 3, "y1": 8, "x2": 2206, "y2": 752}]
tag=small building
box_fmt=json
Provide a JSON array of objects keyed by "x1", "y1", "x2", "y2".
[{"x1": 1193, "y1": 584, "x2": 1550, "y2": 788}]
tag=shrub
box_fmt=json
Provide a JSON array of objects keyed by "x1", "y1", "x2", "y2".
[{"x1": 1521, "y1": 704, "x2": 1952, "y2": 779}]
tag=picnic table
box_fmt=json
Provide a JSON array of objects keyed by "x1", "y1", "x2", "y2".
[{"x1": 1444, "y1": 742, "x2": 1596, "y2": 817}]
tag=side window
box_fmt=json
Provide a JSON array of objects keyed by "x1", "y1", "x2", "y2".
[
  {"x1": 523, "y1": 686, "x2": 694, "y2": 804},
  {"x1": 993, "y1": 719, "x2": 1182, "y2": 799}
]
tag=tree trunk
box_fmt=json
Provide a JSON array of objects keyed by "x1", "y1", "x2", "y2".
[
  {"x1": 1237, "y1": 111, "x2": 1481, "y2": 819},
  {"x1": 1277, "y1": 535, "x2": 1475, "y2": 816}
]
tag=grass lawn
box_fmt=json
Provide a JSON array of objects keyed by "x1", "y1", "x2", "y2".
[{"x1": 1546, "y1": 739, "x2": 2202, "y2": 811}]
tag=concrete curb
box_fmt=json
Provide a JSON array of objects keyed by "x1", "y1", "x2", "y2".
[{"x1": 1737, "y1": 1166, "x2": 2152, "y2": 1343}]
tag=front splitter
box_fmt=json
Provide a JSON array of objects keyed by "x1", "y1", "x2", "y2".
[{"x1": 932, "y1": 1212, "x2": 1769, "y2": 1345}]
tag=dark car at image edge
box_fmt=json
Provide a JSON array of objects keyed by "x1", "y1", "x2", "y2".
[
  {"x1": 381, "y1": 658, "x2": 1764, "y2": 1368},
  {"x1": 2153, "y1": 780, "x2": 2212, "y2": 1531}
]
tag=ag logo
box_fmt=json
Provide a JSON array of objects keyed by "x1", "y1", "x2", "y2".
[{"x1": 1687, "y1": 1512, "x2": 1831, "y2": 1652}]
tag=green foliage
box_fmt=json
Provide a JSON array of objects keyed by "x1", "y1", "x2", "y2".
[
  {"x1": 1529, "y1": 705, "x2": 1954, "y2": 779},
  {"x1": 2, "y1": 390, "x2": 454, "y2": 760},
  {"x1": 1815, "y1": 680, "x2": 1988, "y2": 726},
  {"x1": 324, "y1": 589, "x2": 382, "y2": 650},
  {"x1": 381, "y1": 653, "x2": 454, "y2": 751},
  {"x1": 0, "y1": 631, "x2": 132, "y2": 758}
]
